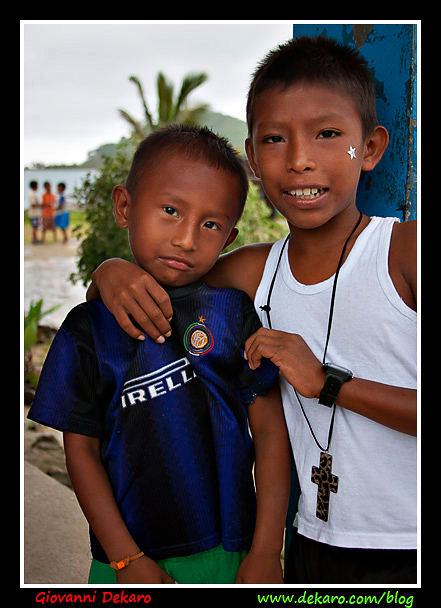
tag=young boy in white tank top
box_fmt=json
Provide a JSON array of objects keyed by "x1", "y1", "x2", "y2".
[{"x1": 88, "y1": 36, "x2": 417, "y2": 584}]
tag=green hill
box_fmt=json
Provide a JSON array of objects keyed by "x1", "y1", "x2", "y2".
[
  {"x1": 80, "y1": 110, "x2": 248, "y2": 169},
  {"x1": 196, "y1": 109, "x2": 248, "y2": 152}
]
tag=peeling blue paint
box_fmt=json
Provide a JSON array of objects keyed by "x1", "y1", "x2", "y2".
[{"x1": 292, "y1": 24, "x2": 417, "y2": 220}]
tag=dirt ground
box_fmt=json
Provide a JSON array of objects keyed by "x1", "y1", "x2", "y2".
[{"x1": 23, "y1": 239, "x2": 91, "y2": 585}]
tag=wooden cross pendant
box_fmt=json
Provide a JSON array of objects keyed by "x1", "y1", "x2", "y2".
[{"x1": 311, "y1": 452, "x2": 339, "y2": 522}]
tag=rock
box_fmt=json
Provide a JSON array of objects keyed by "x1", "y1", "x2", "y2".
[
  {"x1": 37, "y1": 324, "x2": 57, "y2": 344},
  {"x1": 24, "y1": 386, "x2": 36, "y2": 405},
  {"x1": 24, "y1": 461, "x2": 90, "y2": 584},
  {"x1": 24, "y1": 422, "x2": 72, "y2": 489}
]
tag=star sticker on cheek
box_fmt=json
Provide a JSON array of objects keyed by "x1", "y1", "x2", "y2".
[{"x1": 347, "y1": 146, "x2": 357, "y2": 160}]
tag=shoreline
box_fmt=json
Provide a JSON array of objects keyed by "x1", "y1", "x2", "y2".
[{"x1": 24, "y1": 239, "x2": 88, "y2": 329}]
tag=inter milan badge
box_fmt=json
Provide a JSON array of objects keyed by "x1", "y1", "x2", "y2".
[{"x1": 183, "y1": 316, "x2": 214, "y2": 356}]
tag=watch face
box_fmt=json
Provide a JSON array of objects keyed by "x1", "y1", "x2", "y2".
[{"x1": 324, "y1": 363, "x2": 353, "y2": 378}]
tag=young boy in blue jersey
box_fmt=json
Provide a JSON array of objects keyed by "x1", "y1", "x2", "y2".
[
  {"x1": 28, "y1": 125, "x2": 291, "y2": 585},
  {"x1": 85, "y1": 37, "x2": 417, "y2": 584}
]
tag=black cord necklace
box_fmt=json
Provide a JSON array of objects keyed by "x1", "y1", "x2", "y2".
[
  {"x1": 261, "y1": 210, "x2": 363, "y2": 449},
  {"x1": 260, "y1": 211, "x2": 363, "y2": 521}
]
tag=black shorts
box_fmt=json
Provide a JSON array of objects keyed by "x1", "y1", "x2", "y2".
[{"x1": 284, "y1": 528, "x2": 417, "y2": 584}]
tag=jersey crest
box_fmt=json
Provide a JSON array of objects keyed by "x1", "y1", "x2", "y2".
[{"x1": 183, "y1": 316, "x2": 214, "y2": 356}]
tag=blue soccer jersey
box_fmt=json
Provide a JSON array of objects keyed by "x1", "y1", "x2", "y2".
[{"x1": 28, "y1": 281, "x2": 279, "y2": 562}]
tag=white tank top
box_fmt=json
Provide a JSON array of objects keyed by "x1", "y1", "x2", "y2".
[{"x1": 255, "y1": 217, "x2": 417, "y2": 549}]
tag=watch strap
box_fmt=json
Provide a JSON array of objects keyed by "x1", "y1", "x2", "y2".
[{"x1": 318, "y1": 364, "x2": 352, "y2": 407}]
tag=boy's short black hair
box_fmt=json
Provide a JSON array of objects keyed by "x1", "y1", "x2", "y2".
[
  {"x1": 29, "y1": 181, "x2": 38, "y2": 189},
  {"x1": 247, "y1": 35, "x2": 378, "y2": 139},
  {"x1": 126, "y1": 124, "x2": 249, "y2": 217}
]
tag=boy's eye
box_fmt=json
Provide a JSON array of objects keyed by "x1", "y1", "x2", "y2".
[
  {"x1": 204, "y1": 221, "x2": 219, "y2": 230},
  {"x1": 262, "y1": 135, "x2": 284, "y2": 144},
  {"x1": 318, "y1": 130, "x2": 340, "y2": 139},
  {"x1": 163, "y1": 206, "x2": 178, "y2": 217}
]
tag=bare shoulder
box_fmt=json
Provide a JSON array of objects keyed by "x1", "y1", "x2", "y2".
[
  {"x1": 390, "y1": 219, "x2": 417, "y2": 264},
  {"x1": 391, "y1": 218, "x2": 417, "y2": 242},
  {"x1": 389, "y1": 219, "x2": 417, "y2": 310},
  {"x1": 205, "y1": 242, "x2": 274, "y2": 300}
]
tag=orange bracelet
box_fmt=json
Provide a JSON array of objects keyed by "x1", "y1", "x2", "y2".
[{"x1": 109, "y1": 551, "x2": 145, "y2": 570}]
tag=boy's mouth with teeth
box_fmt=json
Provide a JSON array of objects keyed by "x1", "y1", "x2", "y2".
[{"x1": 286, "y1": 187, "x2": 326, "y2": 200}]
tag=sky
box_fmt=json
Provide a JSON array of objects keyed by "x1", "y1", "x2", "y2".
[{"x1": 22, "y1": 20, "x2": 296, "y2": 167}]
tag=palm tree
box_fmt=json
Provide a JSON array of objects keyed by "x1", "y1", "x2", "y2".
[{"x1": 118, "y1": 72, "x2": 209, "y2": 140}]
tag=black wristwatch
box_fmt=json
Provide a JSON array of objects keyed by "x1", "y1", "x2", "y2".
[{"x1": 318, "y1": 363, "x2": 353, "y2": 407}]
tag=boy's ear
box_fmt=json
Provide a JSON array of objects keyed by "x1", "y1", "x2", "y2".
[
  {"x1": 362, "y1": 126, "x2": 389, "y2": 172},
  {"x1": 112, "y1": 185, "x2": 131, "y2": 228},
  {"x1": 222, "y1": 227, "x2": 239, "y2": 251},
  {"x1": 245, "y1": 138, "x2": 261, "y2": 178}
]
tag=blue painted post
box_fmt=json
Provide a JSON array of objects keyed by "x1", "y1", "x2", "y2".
[{"x1": 292, "y1": 24, "x2": 417, "y2": 221}]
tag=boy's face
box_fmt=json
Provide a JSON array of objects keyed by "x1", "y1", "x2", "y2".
[
  {"x1": 113, "y1": 154, "x2": 240, "y2": 287},
  {"x1": 246, "y1": 82, "x2": 377, "y2": 231}
]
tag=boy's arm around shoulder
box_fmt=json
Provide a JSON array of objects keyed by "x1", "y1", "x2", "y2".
[
  {"x1": 206, "y1": 242, "x2": 273, "y2": 300},
  {"x1": 235, "y1": 383, "x2": 290, "y2": 584},
  {"x1": 86, "y1": 243, "x2": 273, "y2": 342}
]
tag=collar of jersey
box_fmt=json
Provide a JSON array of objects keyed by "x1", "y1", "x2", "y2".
[{"x1": 163, "y1": 279, "x2": 205, "y2": 300}]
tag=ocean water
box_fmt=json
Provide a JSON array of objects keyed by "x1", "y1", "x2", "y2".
[{"x1": 23, "y1": 167, "x2": 98, "y2": 210}]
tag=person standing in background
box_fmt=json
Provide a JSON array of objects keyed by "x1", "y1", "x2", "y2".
[
  {"x1": 28, "y1": 180, "x2": 41, "y2": 244},
  {"x1": 55, "y1": 182, "x2": 70, "y2": 243},
  {"x1": 41, "y1": 181, "x2": 57, "y2": 243}
]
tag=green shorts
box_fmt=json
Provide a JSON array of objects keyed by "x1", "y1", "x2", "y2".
[{"x1": 88, "y1": 544, "x2": 247, "y2": 584}]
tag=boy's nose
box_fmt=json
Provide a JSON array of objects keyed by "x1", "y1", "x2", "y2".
[
  {"x1": 171, "y1": 220, "x2": 198, "y2": 251},
  {"x1": 286, "y1": 139, "x2": 315, "y2": 173}
]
